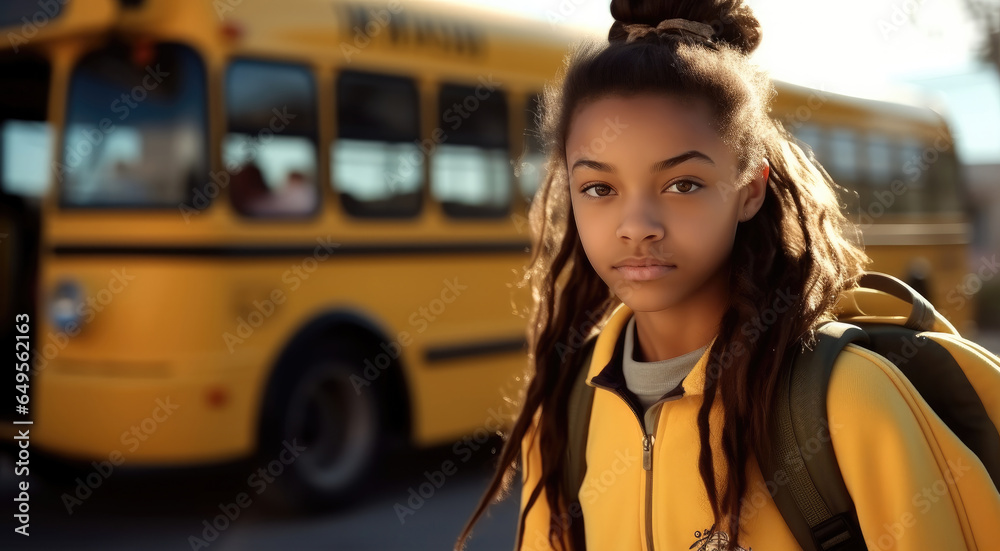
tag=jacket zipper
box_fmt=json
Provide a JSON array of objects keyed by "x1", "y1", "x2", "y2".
[
  {"x1": 590, "y1": 380, "x2": 667, "y2": 551},
  {"x1": 643, "y1": 405, "x2": 666, "y2": 551},
  {"x1": 642, "y1": 428, "x2": 655, "y2": 551}
]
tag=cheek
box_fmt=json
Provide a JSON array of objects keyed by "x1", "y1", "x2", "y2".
[
  {"x1": 571, "y1": 195, "x2": 593, "y2": 228},
  {"x1": 670, "y1": 209, "x2": 737, "y2": 258},
  {"x1": 573, "y1": 207, "x2": 614, "y2": 267},
  {"x1": 575, "y1": 216, "x2": 605, "y2": 256}
]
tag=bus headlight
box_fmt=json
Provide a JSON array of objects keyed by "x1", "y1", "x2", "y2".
[{"x1": 50, "y1": 279, "x2": 84, "y2": 333}]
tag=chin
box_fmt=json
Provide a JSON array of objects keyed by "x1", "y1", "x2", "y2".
[{"x1": 614, "y1": 281, "x2": 690, "y2": 312}]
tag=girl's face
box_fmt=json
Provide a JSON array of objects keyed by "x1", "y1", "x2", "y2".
[{"x1": 566, "y1": 94, "x2": 767, "y2": 314}]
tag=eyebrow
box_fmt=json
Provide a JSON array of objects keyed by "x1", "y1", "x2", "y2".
[{"x1": 570, "y1": 150, "x2": 715, "y2": 174}]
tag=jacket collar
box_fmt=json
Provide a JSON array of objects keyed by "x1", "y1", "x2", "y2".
[
  {"x1": 585, "y1": 302, "x2": 715, "y2": 397},
  {"x1": 583, "y1": 285, "x2": 931, "y2": 398}
]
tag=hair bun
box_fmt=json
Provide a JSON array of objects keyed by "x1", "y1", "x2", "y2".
[{"x1": 607, "y1": 0, "x2": 762, "y2": 55}]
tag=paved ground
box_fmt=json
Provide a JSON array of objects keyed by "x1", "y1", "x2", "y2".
[{"x1": 0, "y1": 438, "x2": 519, "y2": 551}]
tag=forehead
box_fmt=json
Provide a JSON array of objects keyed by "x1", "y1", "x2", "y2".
[{"x1": 565, "y1": 94, "x2": 730, "y2": 163}]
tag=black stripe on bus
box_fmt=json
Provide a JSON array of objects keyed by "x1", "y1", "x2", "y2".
[
  {"x1": 425, "y1": 336, "x2": 528, "y2": 363},
  {"x1": 50, "y1": 241, "x2": 531, "y2": 257}
]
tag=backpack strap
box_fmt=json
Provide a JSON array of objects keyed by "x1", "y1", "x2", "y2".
[
  {"x1": 857, "y1": 272, "x2": 938, "y2": 331},
  {"x1": 763, "y1": 321, "x2": 869, "y2": 551},
  {"x1": 564, "y1": 336, "x2": 598, "y2": 509}
]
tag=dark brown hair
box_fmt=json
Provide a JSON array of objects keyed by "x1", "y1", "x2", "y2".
[{"x1": 455, "y1": 1, "x2": 870, "y2": 549}]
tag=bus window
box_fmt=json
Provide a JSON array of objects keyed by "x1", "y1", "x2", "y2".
[
  {"x1": 896, "y1": 138, "x2": 929, "y2": 214},
  {"x1": 517, "y1": 92, "x2": 545, "y2": 202},
  {"x1": 0, "y1": 0, "x2": 67, "y2": 28},
  {"x1": 61, "y1": 42, "x2": 207, "y2": 207},
  {"x1": 827, "y1": 127, "x2": 859, "y2": 186},
  {"x1": 225, "y1": 59, "x2": 318, "y2": 218},
  {"x1": 864, "y1": 133, "x2": 894, "y2": 188},
  {"x1": 853, "y1": 132, "x2": 897, "y2": 219},
  {"x1": 2, "y1": 120, "x2": 51, "y2": 198},
  {"x1": 927, "y1": 151, "x2": 963, "y2": 214},
  {"x1": 333, "y1": 70, "x2": 422, "y2": 218},
  {"x1": 432, "y1": 82, "x2": 510, "y2": 218},
  {"x1": 1, "y1": 54, "x2": 51, "y2": 199},
  {"x1": 790, "y1": 122, "x2": 824, "y2": 161}
]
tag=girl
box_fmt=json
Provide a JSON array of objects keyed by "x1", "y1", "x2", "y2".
[{"x1": 456, "y1": 1, "x2": 1000, "y2": 550}]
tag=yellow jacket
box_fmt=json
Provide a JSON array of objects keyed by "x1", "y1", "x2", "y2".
[{"x1": 515, "y1": 297, "x2": 1000, "y2": 551}]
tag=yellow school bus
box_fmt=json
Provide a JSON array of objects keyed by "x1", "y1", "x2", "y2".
[
  {"x1": 1, "y1": 0, "x2": 573, "y2": 507},
  {"x1": 772, "y1": 82, "x2": 973, "y2": 329},
  {"x1": 0, "y1": 0, "x2": 972, "y2": 507}
]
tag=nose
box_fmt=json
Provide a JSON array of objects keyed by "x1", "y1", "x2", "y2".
[{"x1": 615, "y1": 197, "x2": 665, "y2": 242}]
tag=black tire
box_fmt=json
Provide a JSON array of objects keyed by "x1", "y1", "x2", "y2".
[{"x1": 257, "y1": 341, "x2": 388, "y2": 512}]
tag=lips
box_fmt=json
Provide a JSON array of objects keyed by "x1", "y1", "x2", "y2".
[
  {"x1": 613, "y1": 257, "x2": 676, "y2": 268},
  {"x1": 613, "y1": 257, "x2": 677, "y2": 282}
]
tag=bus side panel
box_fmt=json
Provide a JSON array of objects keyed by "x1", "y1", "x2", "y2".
[{"x1": 34, "y1": 249, "x2": 530, "y2": 462}]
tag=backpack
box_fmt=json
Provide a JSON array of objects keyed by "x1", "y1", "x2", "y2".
[{"x1": 563, "y1": 272, "x2": 1000, "y2": 551}]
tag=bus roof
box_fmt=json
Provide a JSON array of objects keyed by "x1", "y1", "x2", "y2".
[
  {"x1": 214, "y1": 0, "x2": 580, "y2": 81},
  {"x1": 773, "y1": 78, "x2": 947, "y2": 131}
]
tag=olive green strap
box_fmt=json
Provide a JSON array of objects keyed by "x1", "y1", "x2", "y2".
[
  {"x1": 765, "y1": 322, "x2": 868, "y2": 551},
  {"x1": 564, "y1": 338, "x2": 598, "y2": 506}
]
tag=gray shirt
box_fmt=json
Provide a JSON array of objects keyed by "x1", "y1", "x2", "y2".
[{"x1": 622, "y1": 315, "x2": 708, "y2": 434}]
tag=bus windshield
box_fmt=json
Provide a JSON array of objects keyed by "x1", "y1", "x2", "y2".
[{"x1": 59, "y1": 42, "x2": 207, "y2": 207}]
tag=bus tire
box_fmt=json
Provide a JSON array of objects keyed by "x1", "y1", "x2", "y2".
[{"x1": 257, "y1": 340, "x2": 387, "y2": 512}]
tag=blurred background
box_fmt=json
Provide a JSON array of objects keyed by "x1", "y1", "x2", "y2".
[{"x1": 1, "y1": 0, "x2": 998, "y2": 549}]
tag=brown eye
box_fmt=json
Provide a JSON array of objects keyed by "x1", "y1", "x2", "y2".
[
  {"x1": 583, "y1": 183, "x2": 614, "y2": 198},
  {"x1": 666, "y1": 180, "x2": 702, "y2": 194}
]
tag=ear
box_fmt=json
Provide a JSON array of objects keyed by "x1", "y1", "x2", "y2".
[{"x1": 740, "y1": 158, "x2": 769, "y2": 222}]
